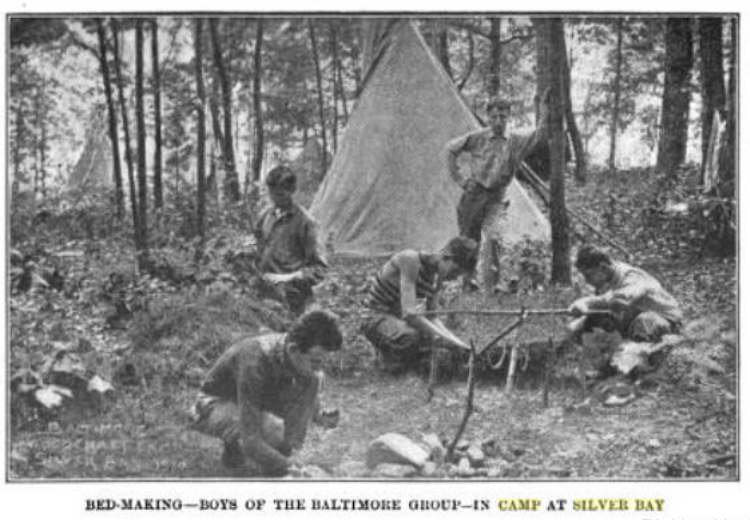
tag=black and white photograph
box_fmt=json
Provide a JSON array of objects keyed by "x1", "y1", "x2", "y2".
[{"x1": 4, "y1": 8, "x2": 741, "y2": 506}]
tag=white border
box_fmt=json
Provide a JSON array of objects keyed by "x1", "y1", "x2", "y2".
[{"x1": 2, "y1": 2, "x2": 747, "y2": 518}]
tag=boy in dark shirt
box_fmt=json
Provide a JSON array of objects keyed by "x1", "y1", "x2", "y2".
[
  {"x1": 192, "y1": 310, "x2": 342, "y2": 476},
  {"x1": 255, "y1": 166, "x2": 327, "y2": 315}
]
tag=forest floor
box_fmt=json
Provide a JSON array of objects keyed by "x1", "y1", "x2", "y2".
[{"x1": 9, "y1": 167, "x2": 738, "y2": 480}]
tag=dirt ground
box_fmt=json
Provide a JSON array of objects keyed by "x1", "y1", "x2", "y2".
[{"x1": 10, "y1": 253, "x2": 737, "y2": 481}]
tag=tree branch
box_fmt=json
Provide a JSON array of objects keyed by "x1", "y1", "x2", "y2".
[
  {"x1": 500, "y1": 31, "x2": 535, "y2": 46},
  {"x1": 68, "y1": 32, "x2": 100, "y2": 60},
  {"x1": 446, "y1": 20, "x2": 490, "y2": 40}
]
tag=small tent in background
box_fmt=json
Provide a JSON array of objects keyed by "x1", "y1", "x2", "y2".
[
  {"x1": 310, "y1": 19, "x2": 548, "y2": 256},
  {"x1": 68, "y1": 116, "x2": 113, "y2": 190}
]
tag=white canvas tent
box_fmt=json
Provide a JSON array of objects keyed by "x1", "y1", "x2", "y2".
[{"x1": 310, "y1": 20, "x2": 549, "y2": 256}]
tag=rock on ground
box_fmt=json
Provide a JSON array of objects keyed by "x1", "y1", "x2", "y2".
[{"x1": 366, "y1": 433, "x2": 429, "y2": 469}]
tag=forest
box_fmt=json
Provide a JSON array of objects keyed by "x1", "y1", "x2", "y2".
[{"x1": 9, "y1": 15, "x2": 737, "y2": 480}]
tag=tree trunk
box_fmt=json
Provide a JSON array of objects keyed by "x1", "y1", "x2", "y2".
[
  {"x1": 194, "y1": 19, "x2": 207, "y2": 244},
  {"x1": 563, "y1": 57, "x2": 587, "y2": 183},
  {"x1": 437, "y1": 23, "x2": 452, "y2": 79},
  {"x1": 96, "y1": 18, "x2": 124, "y2": 219},
  {"x1": 329, "y1": 22, "x2": 339, "y2": 153},
  {"x1": 208, "y1": 81, "x2": 225, "y2": 159},
  {"x1": 656, "y1": 18, "x2": 694, "y2": 177},
  {"x1": 135, "y1": 19, "x2": 149, "y2": 266},
  {"x1": 308, "y1": 20, "x2": 328, "y2": 177},
  {"x1": 39, "y1": 81, "x2": 47, "y2": 199},
  {"x1": 334, "y1": 31, "x2": 349, "y2": 121},
  {"x1": 608, "y1": 18, "x2": 624, "y2": 172},
  {"x1": 488, "y1": 18, "x2": 501, "y2": 96},
  {"x1": 209, "y1": 18, "x2": 239, "y2": 202},
  {"x1": 699, "y1": 17, "x2": 726, "y2": 178},
  {"x1": 111, "y1": 18, "x2": 139, "y2": 243},
  {"x1": 12, "y1": 106, "x2": 24, "y2": 203},
  {"x1": 151, "y1": 18, "x2": 163, "y2": 210},
  {"x1": 534, "y1": 18, "x2": 571, "y2": 285},
  {"x1": 720, "y1": 16, "x2": 737, "y2": 198},
  {"x1": 251, "y1": 19, "x2": 264, "y2": 185},
  {"x1": 33, "y1": 87, "x2": 41, "y2": 199}
]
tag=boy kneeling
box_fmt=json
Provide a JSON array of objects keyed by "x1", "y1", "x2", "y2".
[{"x1": 192, "y1": 310, "x2": 342, "y2": 476}]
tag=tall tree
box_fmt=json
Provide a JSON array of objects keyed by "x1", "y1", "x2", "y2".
[
  {"x1": 428, "y1": 20, "x2": 452, "y2": 79},
  {"x1": 534, "y1": 17, "x2": 571, "y2": 284},
  {"x1": 308, "y1": 19, "x2": 328, "y2": 177},
  {"x1": 151, "y1": 18, "x2": 163, "y2": 210},
  {"x1": 112, "y1": 18, "x2": 139, "y2": 243},
  {"x1": 333, "y1": 22, "x2": 349, "y2": 121},
  {"x1": 699, "y1": 17, "x2": 726, "y2": 175},
  {"x1": 194, "y1": 19, "x2": 207, "y2": 243},
  {"x1": 608, "y1": 18, "x2": 625, "y2": 172},
  {"x1": 11, "y1": 103, "x2": 26, "y2": 202},
  {"x1": 35, "y1": 77, "x2": 49, "y2": 199},
  {"x1": 207, "y1": 76, "x2": 225, "y2": 186},
  {"x1": 329, "y1": 21, "x2": 340, "y2": 153},
  {"x1": 725, "y1": 17, "x2": 737, "y2": 193},
  {"x1": 562, "y1": 54, "x2": 587, "y2": 183},
  {"x1": 209, "y1": 18, "x2": 239, "y2": 201},
  {"x1": 135, "y1": 19, "x2": 149, "y2": 265},
  {"x1": 488, "y1": 18, "x2": 501, "y2": 96},
  {"x1": 251, "y1": 19, "x2": 264, "y2": 186},
  {"x1": 95, "y1": 18, "x2": 124, "y2": 219},
  {"x1": 33, "y1": 82, "x2": 44, "y2": 198},
  {"x1": 656, "y1": 18, "x2": 693, "y2": 177}
]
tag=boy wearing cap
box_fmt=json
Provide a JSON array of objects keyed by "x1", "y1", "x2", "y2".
[
  {"x1": 445, "y1": 93, "x2": 549, "y2": 291},
  {"x1": 192, "y1": 310, "x2": 343, "y2": 477},
  {"x1": 255, "y1": 165, "x2": 327, "y2": 315}
]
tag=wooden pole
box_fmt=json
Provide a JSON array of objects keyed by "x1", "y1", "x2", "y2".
[
  {"x1": 447, "y1": 339, "x2": 477, "y2": 460},
  {"x1": 505, "y1": 345, "x2": 519, "y2": 393},
  {"x1": 418, "y1": 308, "x2": 611, "y2": 318},
  {"x1": 542, "y1": 336, "x2": 554, "y2": 407}
]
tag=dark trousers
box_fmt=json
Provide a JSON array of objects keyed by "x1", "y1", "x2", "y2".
[
  {"x1": 457, "y1": 182, "x2": 496, "y2": 242},
  {"x1": 576, "y1": 310, "x2": 679, "y2": 343},
  {"x1": 191, "y1": 394, "x2": 286, "y2": 476}
]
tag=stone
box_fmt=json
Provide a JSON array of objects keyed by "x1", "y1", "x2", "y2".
[
  {"x1": 366, "y1": 433, "x2": 430, "y2": 469},
  {"x1": 481, "y1": 437, "x2": 500, "y2": 457},
  {"x1": 420, "y1": 433, "x2": 446, "y2": 463},
  {"x1": 549, "y1": 467, "x2": 571, "y2": 478},
  {"x1": 372, "y1": 463, "x2": 418, "y2": 478},
  {"x1": 421, "y1": 461, "x2": 438, "y2": 477},
  {"x1": 473, "y1": 467, "x2": 489, "y2": 477},
  {"x1": 303, "y1": 465, "x2": 331, "y2": 479},
  {"x1": 466, "y1": 444, "x2": 485, "y2": 467},
  {"x1": 487, "y1": 466, "x2": 504, "y2": 478},
  {"x1": 338, "y1": 461, "x2": 370, "y2": 478},
  {"x1": 457, "y1": 457, "x2": 475, "y2": 477}
]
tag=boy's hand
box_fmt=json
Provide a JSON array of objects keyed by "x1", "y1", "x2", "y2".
[{"x1": 568, "y1": 299, "x2": 588, "y2": 318}]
